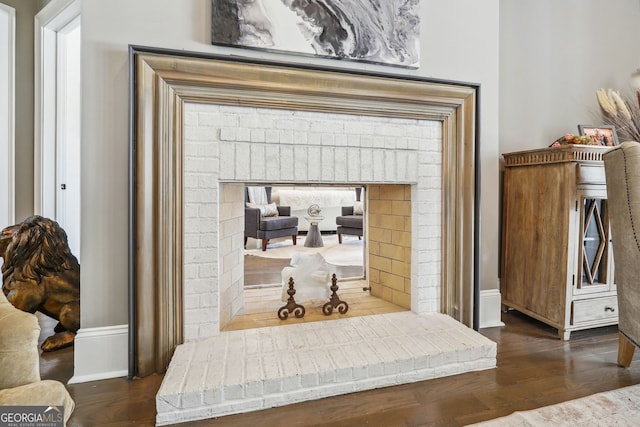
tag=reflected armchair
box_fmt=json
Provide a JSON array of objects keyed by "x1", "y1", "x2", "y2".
[
  {"x1": 336, "y1": 203, "x2": 364, "y2": 244},
  {"x1": 244, "y1": 186, "x2": 298, "y2": 251},
  {"x1": 603, "y1": 141, "x2": 640, "y2": 367}
]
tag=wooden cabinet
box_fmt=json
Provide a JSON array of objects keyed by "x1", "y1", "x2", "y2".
[{"x1": 501, "y1": 145, "x2": 617, "y2": 340}]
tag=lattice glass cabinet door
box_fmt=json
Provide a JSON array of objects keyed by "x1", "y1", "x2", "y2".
[{"x1": 578, "y1": 197, "x2": 614, "y2": 290}]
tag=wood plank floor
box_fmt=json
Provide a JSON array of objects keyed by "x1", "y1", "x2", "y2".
[{"x1": 36, "y1": 308, "x2": 640, "y2": 426}]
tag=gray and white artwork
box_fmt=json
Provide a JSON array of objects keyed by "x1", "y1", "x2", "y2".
[{"x1": 212, "y1": 0, "x2": 420, "y2": 68}]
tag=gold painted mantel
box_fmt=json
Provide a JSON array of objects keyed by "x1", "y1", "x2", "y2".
[{"x1": 130, "y1": 46, "x2": 478, "y2": 377}]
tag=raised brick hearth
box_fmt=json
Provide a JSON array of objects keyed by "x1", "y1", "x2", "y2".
[{"x1": 156, "y1": 312, "x2": 496, "y2": 425}]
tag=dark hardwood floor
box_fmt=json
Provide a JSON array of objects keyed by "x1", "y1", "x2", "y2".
[{"x1": 37, "y1": 308, "x2": 640, "y2": 426}]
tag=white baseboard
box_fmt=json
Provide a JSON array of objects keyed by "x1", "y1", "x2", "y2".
[
  {"x1": 68, "y1": 324, "x2": 128, "y2": 384},
  {"x1": 479, "y1": 289, "x2": 505, "y2": 329}
]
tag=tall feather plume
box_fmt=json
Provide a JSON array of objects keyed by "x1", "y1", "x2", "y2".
[
  {"x1": 596, "y1": 88, "x2": 617, "y2": 116},
  {"x1": 611, "y1": 90, "x2": 632, "y2": 120}
]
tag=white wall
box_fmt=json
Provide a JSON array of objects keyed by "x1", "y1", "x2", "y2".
[
  {"x1": 1, "y1": 0, "x2": 38, "y2": 221},
  {"x1": 423, "y1": 1, "x2": 501, "y2": 294},
  {"x1": 500, "y1": 0, "x2": 640, "y2": 152}
]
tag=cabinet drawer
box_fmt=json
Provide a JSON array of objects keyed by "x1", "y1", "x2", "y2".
[
  {"x1": 576, "y1": 164, "x2": 606, "y2": 185},
  {"x1": 572, "y1": 296, "x2": 618, "y2": 324}
]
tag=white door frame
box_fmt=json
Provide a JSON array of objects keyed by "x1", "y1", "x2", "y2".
[
  {"x1": 34, "y1": 0, "x2": 81, "y2": 218},
  {"x1": 0, "y1": 4, "x2": 15, "y2": 230}
]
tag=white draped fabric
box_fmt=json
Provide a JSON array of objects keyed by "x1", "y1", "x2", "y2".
[{"x1": 247, "y1": 186, "x2": 268, "y2": 204}]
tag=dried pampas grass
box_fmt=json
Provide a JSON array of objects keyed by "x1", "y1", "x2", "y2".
[{"x1": 596, "y1": 88, "x2": 640, "y2": 142}]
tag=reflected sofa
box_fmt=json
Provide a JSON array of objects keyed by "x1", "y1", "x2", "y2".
[{"x1": 271, "y1": 187, "x2": 357, "y2": 232}]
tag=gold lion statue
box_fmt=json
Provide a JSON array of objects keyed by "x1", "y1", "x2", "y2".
[{"x1": 0, "y1": 215, "x2": 80, "y2": 351}]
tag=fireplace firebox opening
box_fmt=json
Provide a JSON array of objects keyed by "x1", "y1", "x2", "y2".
[{"x1": 233, "y1": 183, "x2": 413, "y2": 331}]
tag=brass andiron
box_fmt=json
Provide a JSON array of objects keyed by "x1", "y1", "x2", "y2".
[
  {"x1": 323, "y1": 274, "x2": 349, "y2": 315},
  {"x1": 278, "y1": 277, "x2": 305, "y2": 320}
]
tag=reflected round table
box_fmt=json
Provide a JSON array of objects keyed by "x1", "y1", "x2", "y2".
[{"x1": 303, "y1": 215, "x2": 324, "y2": 247}]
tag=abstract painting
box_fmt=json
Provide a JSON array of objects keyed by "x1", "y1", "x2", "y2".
[{"x1": 212, "y1": 0, "x2": 420, "y2": 68}]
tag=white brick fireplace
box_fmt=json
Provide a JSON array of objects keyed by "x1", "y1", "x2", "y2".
[
  {"x1": 131, "y1": 48, "x2": 486, "y2": 422},
  {"x1": 183, "y1": 103, "x2": 442, "y2": 337}
]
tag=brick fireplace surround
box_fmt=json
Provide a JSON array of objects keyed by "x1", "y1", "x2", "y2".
[
  {"x1": 190, "y1": 104, "x2": 432, "y2": 332},
  {"x1": 130, "y1": 47, "x2": 494, "y2": 424}
]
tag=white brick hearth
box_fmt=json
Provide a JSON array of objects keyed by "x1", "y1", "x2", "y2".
[{"x1": 156, "y1": 312, "x2": 497, "y2": 425}]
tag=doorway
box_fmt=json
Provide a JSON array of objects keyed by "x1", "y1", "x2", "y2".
[
  {"x1": 54, "y1": 17, "x2": 81, "y2": 259},
  {"x1": 35, "y1": 2, "x2": 81, "y2": 261}
]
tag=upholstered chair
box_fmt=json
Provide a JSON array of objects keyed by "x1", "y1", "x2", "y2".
[
  {"x1": 0, "y1": 290, "x2": 75, "y2": 425},
  {"x1": 603, "y1": 141, "x2": 640, "y2": 367},
  {"x1": 244, "y1": 186, "x2": 298, "y2": 251},
  {"x1": 336, "y1": 203, "x2": 364, "y2": 244}
]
